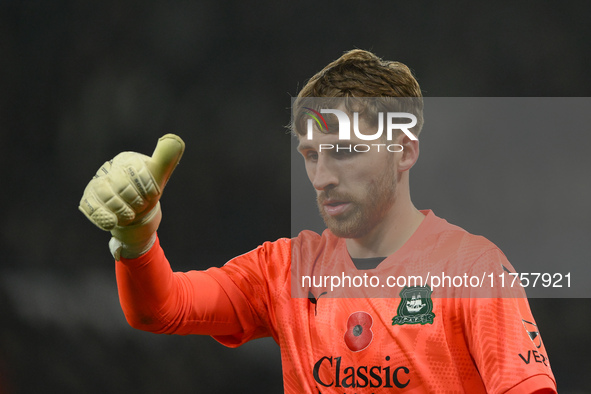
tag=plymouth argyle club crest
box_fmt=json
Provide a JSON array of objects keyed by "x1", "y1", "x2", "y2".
[{"x1": 392, "y1": 286, "x2": 435, "y2": 325}]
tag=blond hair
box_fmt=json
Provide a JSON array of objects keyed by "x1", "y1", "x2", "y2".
[{"x1": 292, "y1": 49, "x2": 424, "y2": 137}]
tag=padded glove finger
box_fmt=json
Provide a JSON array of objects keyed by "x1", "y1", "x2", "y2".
[{"x1": 79, "y1": 134, "x2": 185, "y2": 232}]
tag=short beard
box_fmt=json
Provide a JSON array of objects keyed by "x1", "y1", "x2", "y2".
[{"x1": 318, "y1": 167, "x2": 397, "y2": 239}]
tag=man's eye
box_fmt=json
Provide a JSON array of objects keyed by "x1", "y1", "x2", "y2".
[
  {"x1": 332, "y1": 149, "x2": 356, "y2": 158},
  {"x1": 306, "y1": 152, "x2": 318, "y2": 161}
]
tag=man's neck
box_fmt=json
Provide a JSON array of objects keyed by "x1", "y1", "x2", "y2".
[{"x1": 345, "y1": 202, "x2": 425, "y2": 259}]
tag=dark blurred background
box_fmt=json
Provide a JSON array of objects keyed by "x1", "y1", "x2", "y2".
[{"x1": 1, "y1": 1, "x2": 590, "y2": 393}]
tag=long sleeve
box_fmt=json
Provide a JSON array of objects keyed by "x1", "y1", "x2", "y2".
[{"x1": 115, "y1": 236, "x2": 245, "y2": 336}]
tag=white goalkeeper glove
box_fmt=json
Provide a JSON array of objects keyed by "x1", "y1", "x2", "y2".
[{"x1": 79, "y1": 134, "x2": 185, "y2": 260}]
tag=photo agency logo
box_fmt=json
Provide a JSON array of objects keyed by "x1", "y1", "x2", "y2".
[{"x1": 302, "y1": 105, "x2": 418, "y2": 153}]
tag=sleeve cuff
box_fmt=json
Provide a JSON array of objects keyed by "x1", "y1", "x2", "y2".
[
  {"x1": 504, "y1": 374, "x2": 556, "y2": 394},
  {"x1": 115, "y1": 234, "x2": 161, "y2": 266}
]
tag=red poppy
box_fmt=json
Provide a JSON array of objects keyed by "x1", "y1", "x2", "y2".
[{"x1": 344, "y1": 311, "x2": 373, "y2": 352}]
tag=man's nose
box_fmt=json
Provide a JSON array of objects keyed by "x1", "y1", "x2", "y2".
[{"x1": 311, "y1": 156, "x2": 338, "y2": 191}]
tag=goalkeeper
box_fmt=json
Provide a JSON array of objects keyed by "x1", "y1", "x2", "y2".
[{"x1": 79, "y1": 50, "x2": 557, "y2": 393}]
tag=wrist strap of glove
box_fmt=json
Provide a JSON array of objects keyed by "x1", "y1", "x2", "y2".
[
  {"x1": 109, "y1": 203, "x2": 161, "y2": 260},
  {"x1": 109, "y1": 233, "x2": 157, "y2": 260}
]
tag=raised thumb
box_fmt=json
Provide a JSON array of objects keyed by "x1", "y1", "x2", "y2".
[{"x1": 147, "y1": 134, "x2": 185, "y2": 190}]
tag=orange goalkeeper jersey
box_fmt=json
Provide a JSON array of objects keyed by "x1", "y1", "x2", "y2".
[{"x1": 116, "y1": 210, "x2": 556, "y2": 393}]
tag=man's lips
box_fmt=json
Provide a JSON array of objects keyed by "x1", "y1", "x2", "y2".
[{"x1": 322, "y1": 200, "x2": 351, "y2": 216}]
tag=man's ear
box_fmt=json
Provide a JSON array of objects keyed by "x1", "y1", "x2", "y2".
[{"x1": 397, "y1": 135, "x2": 419, "y2": 172}]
